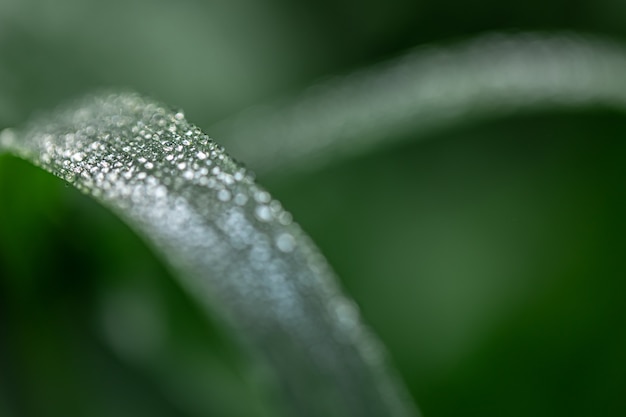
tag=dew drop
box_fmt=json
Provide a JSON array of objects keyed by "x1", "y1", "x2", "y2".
[
  {"x1": 155, "y1": 185, "x2": 167, "y2": 199},
  {"x1": 221, "y1": 174, "x2": 234, "y2": 185},
  {"x1": 254, "y1": 190, "x2": 271, "y2": 204},
  {"x1": 206, "y1": 178, "x2": 217, "y2": 188},
  {"x1": 152, "y1": 114, "x2": 166, "y2": 127},
  {"x1": 278, "y1": 211, "x2": 293, "y2": 226},
  {"x1": 269, "y1": 200, "x2": 282, "y2": 212},
  {"x1": 334, "y1": 301, "x2": 359, "y2": 329},
  {"x1": 276, "y1": 233, "x2": 296, "y2": 253},
  {"x1": 234, "y1": 170, "x2": 245, "y2": 181},
  {"x1": 197, "y1": 151, "x2": 207, "y2": 160},
  {"x1": 234, "y1": 193, "x2": 248, "y2": 206},
  {"x1": 217, "y1": 189, "x2": 232, "y2": 202},
  {"x1": 255, "y1": 205, "x2": 272, "y2": 222}
]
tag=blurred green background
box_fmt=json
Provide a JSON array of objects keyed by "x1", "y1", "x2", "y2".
[{"x1": 1, "y1": 0, "x2": 626, "y2": 416}]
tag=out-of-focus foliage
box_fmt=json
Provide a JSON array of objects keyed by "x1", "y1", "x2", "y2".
[{"x1": 1, "y1": 0, "x2": 626, "y2": 416}]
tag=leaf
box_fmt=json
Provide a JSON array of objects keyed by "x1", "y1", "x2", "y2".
[
  {"x1": 213, "y1": 32, "x2": 626, "y2": 176},
  {"x1": 0, "y1": 92, "x2": 419, "y2": 417}
]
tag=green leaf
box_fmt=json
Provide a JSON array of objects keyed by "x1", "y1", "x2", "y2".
[
  {"x1": 0, "y1": 92, "x2": 419, "y2": 417},
  {"x1": 213, "y1": 32, "x2": 626, "y2": 177}
]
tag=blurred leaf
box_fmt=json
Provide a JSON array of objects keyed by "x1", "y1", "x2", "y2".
[
  {"x1": 0, "y1": 91, "x2": 418, "y2": 417},
  {"x1": 214, "y1": 32, "x2": 626, "y2": 178}
]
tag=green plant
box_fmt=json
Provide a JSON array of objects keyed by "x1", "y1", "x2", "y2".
[{"x1": 2, "y1": 6, "x2": 626, "y2": 417}]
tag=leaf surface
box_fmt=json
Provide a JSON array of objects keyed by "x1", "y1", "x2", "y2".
[
  {"x1": 0, "y1": 92, "x2": 418, "y2": 417},
  {"x1": 214, "y1": 32, "x2": 626, "y2": 176}
]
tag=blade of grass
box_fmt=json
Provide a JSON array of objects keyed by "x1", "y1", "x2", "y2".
[
  {"x1": 0, "y1": 92, "x2": 419, "y2": 417},
  {"x1": 212, "y1": 32, "x2": 626, "y2": 176}
]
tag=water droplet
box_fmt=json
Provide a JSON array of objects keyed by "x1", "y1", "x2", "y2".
[
  {"x1": 206, "y1": 178, "x2": 217, "y2": 188},
  {"x1": 221, "y1": 174, "x2": 234, "y2": 185},
  {"x1": 254, "y1": 190, "x2": 271, "y2": 204},
  {"x1": 269, "y1": 200, "x2": 282, "y2": 212},
  {"x1": 278, "y1": 211, "x2": 293, "y2": 225},
  {"x1": 152, "y1": 114, "x2": 167, "y2": 127},
  {"x1": 255, "y1": 205, "x2": 272, "y2": 222},
  {"x1": 334, "y1": 301, "x2": 359, "y2": 329},
  {"x1": 276, "y1": 233, "x2": 296, "y2": 252},
  {"x1": 72, "y1": 152, "x2": 85, "y2": 162},
  {"x1": 177, "y1": 162, "x2": 187, "y2": 170},
  {"x1": 234, "y1": 170, "x2": 245, "y2": 181},
  {"x1": 144, "y1": 162, "x2": 154, "y2": 170},
  {"x1": 217, "y1": 189, "x2": 231, "y2": 202},
  {"x1": 197, "y1": 151, "x2": 207, "y2": 160},
  {"x1": 234, "y1": 193, "x2": 248, "y2": 206},
  {"x1": 155, "y1": 186, "x2": 167, "y2": 199}
]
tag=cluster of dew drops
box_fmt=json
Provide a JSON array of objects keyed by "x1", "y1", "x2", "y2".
[{"x1": 28, "y1": 92, "x2": 298, "y2": 254}]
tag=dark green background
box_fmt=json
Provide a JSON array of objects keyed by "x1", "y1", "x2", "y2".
[{"x1": 1, "y1": 1, "x2": 626, "y2": 416}]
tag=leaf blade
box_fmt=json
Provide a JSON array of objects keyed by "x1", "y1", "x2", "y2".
[
  {"x1": 213, "y1": 32, "x2": 626, "y2": 176},
  {"x1": 0, "y1": 91, "x2": 419, "y2": 417}
]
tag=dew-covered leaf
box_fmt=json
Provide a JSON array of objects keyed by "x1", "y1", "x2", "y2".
[
  {"x1": 0, "y1": 92, "x2": 419, "y2": 417},
  {"x1": 214, "y1": 32, "x2": 626, "y2": 176}
]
